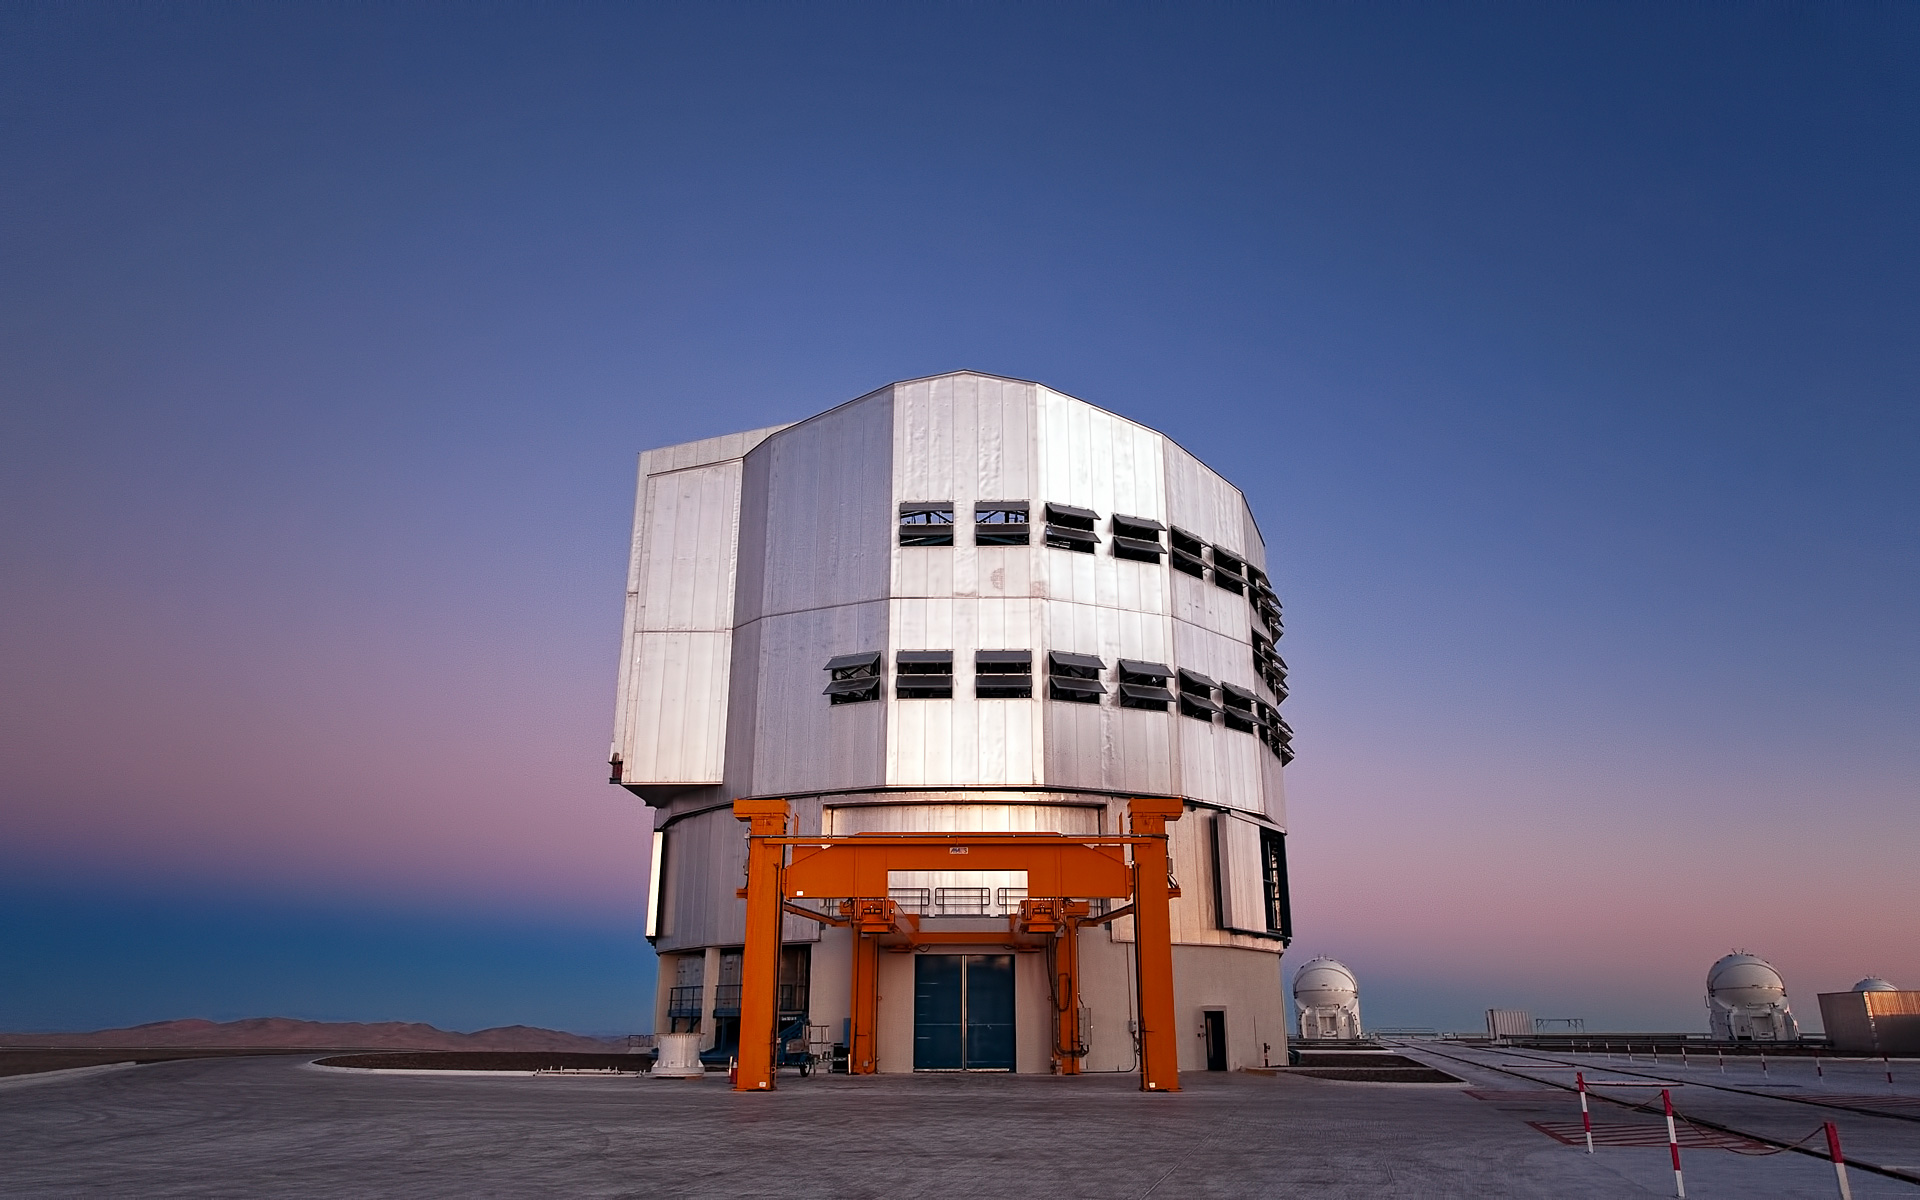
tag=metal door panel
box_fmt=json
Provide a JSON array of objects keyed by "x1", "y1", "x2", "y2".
[
  {"x1": 964, "y1": 955, "x2": 1016, "y2": 1071},
  {"x1": 913, "y1": 955, "x2": 963, "y2": 1070}
]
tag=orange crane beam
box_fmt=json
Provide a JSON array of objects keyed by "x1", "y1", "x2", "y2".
[{"x1": 731, "y1": 797, "x2": 1184, "y2": 1092}]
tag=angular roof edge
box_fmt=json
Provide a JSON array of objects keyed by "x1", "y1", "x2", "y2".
[
  {"x1": 642, "y1": 370, "x2": 1266, "y2": 544},
  {"x1": 637, "y1": 423, "x2": 791, "y2": 474}
]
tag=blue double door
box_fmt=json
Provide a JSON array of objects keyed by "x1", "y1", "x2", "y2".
[{"x1": 913, "y1": 954, "x2": 1015, "y2": 1071}]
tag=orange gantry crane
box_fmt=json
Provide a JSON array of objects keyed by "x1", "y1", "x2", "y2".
[{"x1": 731, "y1": 796, "x2": 1184, "y2": 1093}]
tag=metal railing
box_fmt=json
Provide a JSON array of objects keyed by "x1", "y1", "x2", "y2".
[
  {"x1": 666, "y1": 986, "x2": 704, "y2": 1018},
  {"x1": 713, "y1": 983, "x2": 809, "y2": 1016},
  {"x1": 934, "y1": 887, "x2": 990, "y2": 915},
  {"x1": 888, "y1": 887, "x2": 930, "y2": 913}
]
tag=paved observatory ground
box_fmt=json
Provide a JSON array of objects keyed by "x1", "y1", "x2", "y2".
[{"x1": 2, "y1": 1051, "x2": 1917, "y2": 1197}]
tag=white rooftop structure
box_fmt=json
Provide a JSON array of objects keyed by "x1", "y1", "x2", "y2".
[
  {"x1": 1292, "y1": 957, "x2": 1361, "y2": 1040},
  {"x1": 1706, "y1": 952, "x2": 1800, "y2": 1042}
]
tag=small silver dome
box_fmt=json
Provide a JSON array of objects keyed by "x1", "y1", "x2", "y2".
[
  {"x1": 1292, "y1": 957, "x2": 1359, "y2": 1007},
  {"x1": 1708, "y1": 952, "x2": 1787, "y2": 1008}
]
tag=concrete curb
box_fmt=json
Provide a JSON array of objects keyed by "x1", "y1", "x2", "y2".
[{"x1": 300, "y1": 1061, "x2": 647, "y2": 1080}]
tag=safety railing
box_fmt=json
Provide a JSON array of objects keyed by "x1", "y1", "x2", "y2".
[
  {"x1": 934, "y1": 886, "x2": 991, "y2": 915},
  {"x1": 888, "y1": 887, "x2": 930, "y2": 913}
]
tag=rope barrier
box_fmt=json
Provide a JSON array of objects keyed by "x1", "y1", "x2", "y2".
[{"x1": 1400, "y1": 1041, "x2": 1920, "y2": 1192}]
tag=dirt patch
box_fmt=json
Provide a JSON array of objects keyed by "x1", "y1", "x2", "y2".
[{"x1": 0, "y1": 1048, "x2": 301, "y2": 1078}]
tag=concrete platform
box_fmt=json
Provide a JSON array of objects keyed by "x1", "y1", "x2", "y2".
[{"x1": 0, "y1": 1052, "x2": 1916, "y2": 1197}]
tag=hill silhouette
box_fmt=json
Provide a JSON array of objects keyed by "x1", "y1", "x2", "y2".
[{"x1": 0, "y1": 1017, "x2": 626, "y2": 1052}]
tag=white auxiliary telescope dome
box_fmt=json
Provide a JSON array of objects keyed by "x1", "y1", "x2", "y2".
[
  {"x1": 1293, "y1": 957, "x2": 1362, "y2": 1040},
  {"x1": 1854, "y1": 977, "x2": 1898, "y2": 992},
  {"x1": 1706, "y1": 952, "x2": 1800, "y2": 1042}
]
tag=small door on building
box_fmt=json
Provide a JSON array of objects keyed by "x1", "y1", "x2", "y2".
[
  {"x1": 914, "y1": 954, "x2": 1016, "y2": 1071},
  {"x1": 1204, "y1": 1010, "x2": 1228, "y2": 1072}
]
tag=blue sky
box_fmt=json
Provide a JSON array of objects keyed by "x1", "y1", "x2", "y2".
[{"x1": 2, "y1": 3, "x2": 1915, "y2": 1034}]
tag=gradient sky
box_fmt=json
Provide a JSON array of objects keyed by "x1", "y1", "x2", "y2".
[{"x1": 3, "y1": 4, "x2": 1915, "y2": 1035}]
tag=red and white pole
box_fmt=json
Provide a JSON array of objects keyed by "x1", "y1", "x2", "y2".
[
  {"x1": 1717, "y1": 1050, "x2": 1724, "y2": 1074},
  {"x1": 1825, "y1": 1121, "x2": 1853, "y2": 1200},
  {"x1": 1577, "y1": 1070, "x2": 1593, "y2": 1154},
  {"x1": 1762, "y1": 1052, "x2": 1769, "y2": 1081},
  {"x1": 1886, "y1": 1055, "x2": 1895, "y2": 1091},
  {"x1": 1663, "y1": 1088, "x2": 1686, "y2": 1198},
  {"x1": 1816, "y1": 1055, "x2": 1824, "y2": 1081}
]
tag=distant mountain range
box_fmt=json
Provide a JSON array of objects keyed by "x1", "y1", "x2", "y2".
[{"x1": 0, "y1": 1017, "x2": 632, "y2": 1052}]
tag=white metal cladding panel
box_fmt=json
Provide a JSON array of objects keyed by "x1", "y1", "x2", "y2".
[
  {"x1": 893, "y1": 373, "x2": 1040, "y2": 604},
  {"x1": 1161, "y1": 441, "x2": 1258, "y2": 562},
  {"x1": 617, "y1": 461, "x2": 744, "y2": 784},
  {"x1": 743, "y1": 602, "x2": 890, "y2": 797},
  {"x1": 1213, "y1": 812, "x2": 1268, "y2": 934},
  {"x1": 614, "y1": 457, "x2": 748, "y2": 783},
  {"x1": 1171, "y1": 620, "x2": 1268, "y2": 813},
  {"x1": 1257, "y1": 703, "x2": 1287, "y2": 828},
  {"x1": 886, "y1": 596, "x2": 1044, "y2": 788},
  {"x1": 611, "y1": 460, "x2": 649, "y2": 769},
  {"x1": 1039, "y1": 598, "x2": 1176, "y2": 794},
  {"x1": 1163, "y1": 442, "x2": 1266, "y2": 639},
  {"x1": 655, "y1": 806, "x2": 748, "y2": 953},
  {"x1": 1239, "y1": 501, "x2": 1270, "y2": 576},
  {"x1": 719, "y1": 618, "x2": 763, "y2": 797},
  {"x1": 653, "y1": 803, "x2": 821, "y2": 951},
  {"x1": 745, "y1": 390, "x2": 895, "y2": 619},
  {"x1": 636, "y1": 461, "x2": 745, "y2": 632},
  {"x1": 637, "y1": 426, "x2": 787, "y2": 478},
  {"x1": 1258, "y1": 737, "x2": 1287, "y2": 828},
  {"x1": 1170, "y1": 560, "x2": 1257, "y2": 642},
  {"x1": 1033, "y1": 388, "x2": 1170, "y2": 614},
  {"x1": 1109, "y1": 808, "x2": 1281, "y2": 950},
  {"x1": 625, "y1": 632, "x2": 732, "y2": 783},
  {"x1": 731, "y1": 432, "x2": 773, "y2": 627}
]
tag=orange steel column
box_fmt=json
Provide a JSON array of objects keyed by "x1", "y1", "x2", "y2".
[
  {"x1": 1129, "y1": 797, "x2": 1185, "y2": 1093},
  {"x1": 849, "y1": 929, "x2": 880, "y2": 1073},
  {"x1": 1058, "y1": 915, "x2": 1083, "y2": 1075},
  {"x1": 732, "y1": 799, "x2": 789, "y2": 1092}
]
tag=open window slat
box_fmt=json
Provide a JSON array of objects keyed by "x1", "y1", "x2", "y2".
[
  {"x1": 973, "y1": 502, "x2": 1030, "y2": 546},
  {"x1": 975, "y1": 649, "x2": 1032, "y2": 698},
  {"x1": 899, "y1": 503, "x2": 955, "y2": 546}
]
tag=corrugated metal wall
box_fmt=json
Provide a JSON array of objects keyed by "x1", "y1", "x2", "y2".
[
  {"x1": 613, "y1": 427, "x2": 784, "y2": 787},
  {"x1": 730, "y1": 392, "x2": 895, "y2": 798}
]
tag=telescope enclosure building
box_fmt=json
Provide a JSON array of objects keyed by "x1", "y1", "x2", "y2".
[{"x1": 610, "y1": 371, "x2": 1294, "y2": 1075}]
